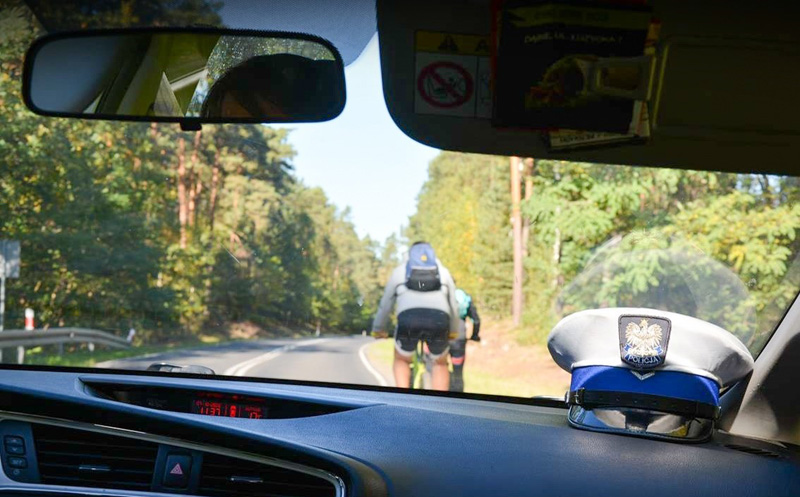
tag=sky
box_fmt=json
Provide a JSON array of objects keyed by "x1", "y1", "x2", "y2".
[{"x1": 285, "y1": 35, "x2": 441, "y2": 243}]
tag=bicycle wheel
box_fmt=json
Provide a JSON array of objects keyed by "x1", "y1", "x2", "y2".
[
  {"x1": 410, "y1": 341, "x2": 427, "y2": 390},
  {"x1": 422, "y1": 350, "x2": 435, "y2": 390}
]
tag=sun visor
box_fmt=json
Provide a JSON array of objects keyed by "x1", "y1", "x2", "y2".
[
  {"x1": 377, "y1": 0, "x2": 800, "y2": 175},
  {"x1": 653, "y1": 38, "x2": 800, "y2": 138}
]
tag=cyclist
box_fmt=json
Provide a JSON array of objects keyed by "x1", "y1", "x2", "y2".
[
  {"x1": 449, "y1": 288, "x2": 481, "y2": 392},
  {"x1": 372, "y1": 241, "x2": 459, "y2": 391}
]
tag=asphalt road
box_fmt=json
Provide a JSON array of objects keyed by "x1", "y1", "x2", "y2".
[{"x1": 97, "y1": 335, "x2": 390, "y2": 387}]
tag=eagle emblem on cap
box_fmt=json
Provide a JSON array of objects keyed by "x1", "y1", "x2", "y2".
[{"x1": 619, "y1": 315, "x2": 671, "y2": 369}]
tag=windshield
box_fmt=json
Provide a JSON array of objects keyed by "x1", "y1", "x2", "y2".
[{"x1": 2, "y1": 3, "x2": 799, "y2": 400}]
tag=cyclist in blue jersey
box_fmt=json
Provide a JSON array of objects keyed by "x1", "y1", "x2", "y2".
[{"x1": 449, "y1": 288, "x2": 481, "y2": 392}]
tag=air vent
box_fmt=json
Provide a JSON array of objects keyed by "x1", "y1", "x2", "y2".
[
  {"x1": 724, "y1": 443, "x2": 783, "y2": 459},
  {"x1": 199, "y1": 453, "x2": 337, "y2": 497},
  {"x1": 32, "y1": 424, "x2": 158, "y2": 491}
]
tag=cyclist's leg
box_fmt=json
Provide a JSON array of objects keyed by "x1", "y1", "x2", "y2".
[
  {"x1": 394, "y1": 310, "x2": 422, "y2": 388},
  {"x1": 449, "y1": 338, "x2": 467, "y2": 392},
  {"x1": 430, "y1": 352, "x2": 450, "y2": 391},
  {"x1": 393, "y1": 348, "x2": 413, "y2": 388},
  {"x1": 419, "y1": 310, "x2": 451, "y2": 391},
  {"x1": 449, "y1": 319, "x2": 468, "y2": 392}
]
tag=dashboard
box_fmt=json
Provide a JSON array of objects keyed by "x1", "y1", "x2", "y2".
[
  {"x1": 0, "y1": 367, "x2": 797, "y2": 497},
  {"x1": 87, "y1": 382, "x2": 353, "y2": 420}
]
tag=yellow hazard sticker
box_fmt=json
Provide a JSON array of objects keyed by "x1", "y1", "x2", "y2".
[{"x1": 415, "y1": 31, "x2": 491, "y2": 57}]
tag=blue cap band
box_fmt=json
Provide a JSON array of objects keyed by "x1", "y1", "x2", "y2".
[{"x1": 570, "y1": 366, "x2": 720, "y2": 406}]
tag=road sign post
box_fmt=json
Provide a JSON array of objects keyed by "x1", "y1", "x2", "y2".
[
  {"x1": 18, "y1": 308, "x2": 35, "y2": 364},
  {"x1": 24, "y1": 309, "x2": 34, "y2": 331}
]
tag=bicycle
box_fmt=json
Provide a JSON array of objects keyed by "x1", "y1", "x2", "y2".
[
  {"x1": 371, "y1": 330, "x2": 457, "y2": 390},
  {"x1": 410, "y1": 339, "x2": 431, "y2": 390}
]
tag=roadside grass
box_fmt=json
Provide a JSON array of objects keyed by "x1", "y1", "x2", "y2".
[
  {"x1": 367, "y1": 337, "x2": 395, "y2": 369},
  {"x1": 366, "y1": 332, "x2": 568, "y2": 398},
  {"x1": 22, "y1": 334, "x2": 226, "y2": 368},
  {"x1": 461, "y1": 366, "x2": 559, "y2": 398}
]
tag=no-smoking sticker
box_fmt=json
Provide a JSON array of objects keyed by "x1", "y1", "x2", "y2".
[
  {"x1": 417, "y1": 61, "x2": 474, "y2": 109},
  {"x1": 414, "y1": 52, "x2": 478, "y2": 117}
]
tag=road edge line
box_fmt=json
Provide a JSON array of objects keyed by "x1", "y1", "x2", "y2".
[
  {"x1": 358, "y1": 341, "x2": 389, "y2": 387},
  {"x1": 223, "y1": 338, "x2": 329, "y2": 377}
]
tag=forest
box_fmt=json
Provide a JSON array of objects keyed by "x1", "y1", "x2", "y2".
[
  {"x1": 0, "y1": 3, "x2": 391, "y2": 342},
  {"x1": 3, "y1": 1, "x2": 800, "y2": 357},
  {"x1": 407, "y1": 152, "x2": 800, "y2": 353}
]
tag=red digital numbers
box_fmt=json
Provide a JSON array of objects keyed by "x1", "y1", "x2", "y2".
[
  {"x1": 193, "y1": 400, "x2": 224, "y2": 416},
  {"x1": 245, "y1": 406, "x2": 264, "y2": 419},
  {"x1": 192, "y1": 398, "x2": 265, "y2": 419}
]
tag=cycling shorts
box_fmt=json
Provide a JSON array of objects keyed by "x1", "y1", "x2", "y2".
[{"x1": 395, "y1": 309, "x2": 450, "y2": 359}]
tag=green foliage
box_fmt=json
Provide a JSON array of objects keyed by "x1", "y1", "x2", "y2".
[
  {"x1": 3, "y1": 1, "x2": 800, "y2": 360},
  {"x1": 408, "y1": 153, "x2": 800, "y2": 356},
  {"x1": 0, "y1": 3, "x2": 382, "y2": 341},
  {"x1": 23, "y1": 0, "x2": 224, "y2": 31},
  {"x1": 406, "y1": 152, "x2": 512, "y2": 314}
]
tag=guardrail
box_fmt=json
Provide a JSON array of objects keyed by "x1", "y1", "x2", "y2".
[{"x1": 0, "y1": 328, "x2": 130, "y2": 350}]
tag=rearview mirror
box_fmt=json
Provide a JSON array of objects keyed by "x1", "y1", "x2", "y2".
[{"x1": 23, "y1": 29, "x2": 346, "y2": 127}]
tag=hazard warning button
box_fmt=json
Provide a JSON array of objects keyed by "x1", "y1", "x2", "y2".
[{"x1": 163, "y1": 454, "x2": 192, "y2": 488}]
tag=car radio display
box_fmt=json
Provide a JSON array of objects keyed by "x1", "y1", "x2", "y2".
[{"x1": 191, "y1": 394, "x2": 266, "y2": 419}]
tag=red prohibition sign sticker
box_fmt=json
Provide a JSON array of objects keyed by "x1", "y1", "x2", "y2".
[{"x1": 417, "y1": 61, "x2": 474, "y2": 108}]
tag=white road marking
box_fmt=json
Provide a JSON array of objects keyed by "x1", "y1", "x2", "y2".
[
  {"x1": 358, "y1": 341, "x2": 389, "y2": 387},
  {"x1": 222, "y1": 338, "x2": 329, "y2": 377}
]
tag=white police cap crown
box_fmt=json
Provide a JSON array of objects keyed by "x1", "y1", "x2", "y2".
[{"x1": 548, "y1": 307, "x2": 754, "y2": 387}]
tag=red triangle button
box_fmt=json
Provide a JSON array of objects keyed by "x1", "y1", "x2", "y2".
[{"x1": 170, "y1": 463, "x2": 184, "y2": 475}]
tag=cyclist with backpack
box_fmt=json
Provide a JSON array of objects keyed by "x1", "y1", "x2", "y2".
[
  {"x1": 450, "y1": 288, "x2": 481, "y2": 392},
  {"x1": 372, "y1": 242, "x2": 460, "y2": 391}
]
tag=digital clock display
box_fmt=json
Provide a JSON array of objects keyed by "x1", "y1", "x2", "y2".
[{"x1": 190, "y1": 396, "x2": 265, "y2": 419}]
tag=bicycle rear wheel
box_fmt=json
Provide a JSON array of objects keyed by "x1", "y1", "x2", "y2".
[
  {"x1": 421, "y1": 350, "x2": 435, "y2": 390},
  {"x1": 410, "y1": 341, "x2": 430, "y2": 390},
  {"x1": 409, "y1": 352, "x2": 421, "y2": 390}
]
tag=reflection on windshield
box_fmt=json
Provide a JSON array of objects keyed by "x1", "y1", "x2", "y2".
[
  {"x1": 1, "y1": 3, "x2": 800, "y2": 399},
  {"x1": 559, "y1": 240, "x2": 757, "y2": 346}
]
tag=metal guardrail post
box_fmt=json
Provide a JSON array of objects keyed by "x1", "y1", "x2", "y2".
[{"x1": 0, "y1": 328, "x2": 131, "y2": 364}]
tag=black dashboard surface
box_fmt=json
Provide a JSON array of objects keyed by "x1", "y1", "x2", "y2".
[{"x1": 0, "y1": 368, "x2": 797, "y2": 497}]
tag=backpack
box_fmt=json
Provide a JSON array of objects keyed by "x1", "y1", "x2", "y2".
[
  {"x1": 405, "y1": 243, "x2": 441, "y2": 292},
  {"x1": 455, "y1": 288, "x2": 471, "y2": 320}
]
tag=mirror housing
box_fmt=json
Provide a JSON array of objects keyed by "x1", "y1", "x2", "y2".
[{"x1": 23, "y1": 28, "x2": 346, "y2": 129}]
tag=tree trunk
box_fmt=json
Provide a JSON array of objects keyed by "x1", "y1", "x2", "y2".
[
  {"x1": 188, "y1": 183, "x2": 196, "y2": 227},
  {"x1": 193, "y1": 181, "x2": 203, "y2": 225},
  {"x1": 552, "y1": 165, "x2": 562, "y2": 289},
  {"x1": 177, "y1": 137, "x2": 187, "y2": 249},
  {"x1": 510, "y1": 156, "x2": 523, "y2": 327},
  {"x1": 209, "y1": 151, "x2": 220, "y2": 231},
  {"x1": 187, "y1": 131, "x2": 202, "y2": 227},
  {"x1": 759, "y1": 174, "x2": 772, "y2": 203},
  {"x1": 522, "y1": 158, "x2": 534, "y2": 257},
  {"x1": 552, "y1": 209, "x2": 562, "y2": 288},
  {"x1": 333, "y1": 265, "x2": 340, "y2": 291},
  {"x1": 230, "y1": 192, "x2": 240, "y2": 253}
]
